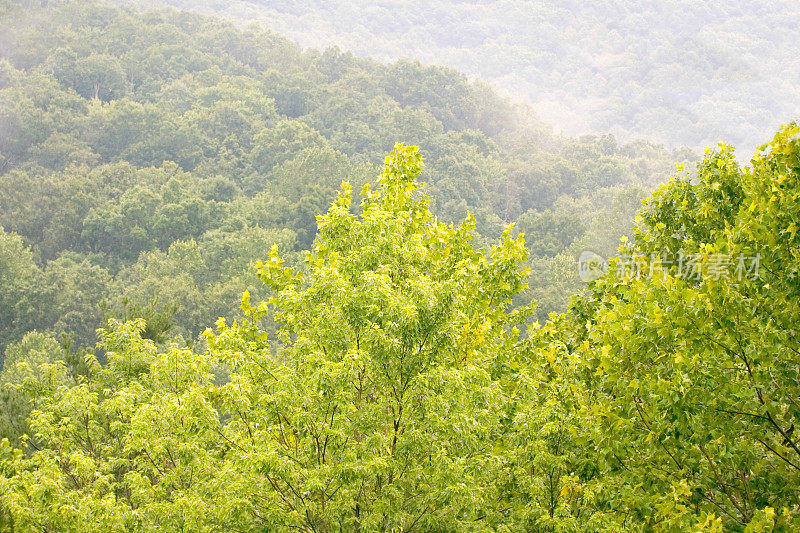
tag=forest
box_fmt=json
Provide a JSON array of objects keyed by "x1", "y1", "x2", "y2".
[
  {"x1": 0, "y1": 0, "x2": 799, "y2": 531},
  {"x1": 123, "y1": 0, "x2": 800, "y2": 152}
]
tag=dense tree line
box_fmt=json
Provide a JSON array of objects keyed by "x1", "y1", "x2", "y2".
[
  {"x1": 123, "y1": 0, "x2": 800, "y2": 152},
  {"x1": 0, "y1": 0, "x2": 691, "y2": 359},
  {"x1": 0, "y1": 128, "x2": 798, "y2": 530},
  {"x1": 6, "y1": 3, "x2": 797, "y2": 530}
]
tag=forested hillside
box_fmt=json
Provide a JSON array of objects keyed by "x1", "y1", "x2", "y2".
[
  {"x1": 0, "y1": 0, "x2": 690, "y2": 358},
  {"x1": 122, "y1": 0, "x2": 800, "y2": 151},
  {"x1": 2, "y1": 1, "x2": 799, "y2": 531},
  {"x1": 1, "y1": 132, "x2": 799, "y2": 531}
]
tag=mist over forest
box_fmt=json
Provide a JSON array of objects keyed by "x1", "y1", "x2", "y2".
[
  {"x1": 122, "y1": 0, "x2": 800, "y2": 152},
  {"x1": 0, "y1": 1, "x2": 799, "y2": 530}
]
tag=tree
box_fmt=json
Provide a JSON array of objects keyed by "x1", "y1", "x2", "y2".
[
  {"x1": 0, "y1": 332, "x2": 72, "y2": 448},
  {"x1": 250, "y1": 119, "x2": 329, "y2": 174},
  {"x1": 83, "y1": 98, "x2": 167, "y2": 161},
  {"x1": 205, "y1": 143, "x2": 531, "y2": 529},
  {"x1": 25, "y1": 132, "x2": 99, "y2": 171},
  {"x1": 0, "y1": 229, "x2": 39, "y2": 356},
  {"x1": 0, "y1": 144, "x2": 533, "y2": 531},
  {"x1": 0, "y1": 319, "x2": 220, "y2": 531},
  {"x1": 515, "y1": 209, "x2": 585, "y2": 258},
  {"x1": 0, "y1": 91, "x2": 53, "y2": 173},
  {"x1": 550, "y1": 124, "x2": 800, "y2": 529},
  {"x1": 69, "y1": 53, "x2": 129, "y2": 101},
  {"x1": 32, "y1": 253, "x2": 115, "y2": 348}
]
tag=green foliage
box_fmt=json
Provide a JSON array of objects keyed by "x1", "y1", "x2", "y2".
[
  {"x1": 68, "y1": 53, "x2": 129, "y2": 101},
  {"x1": 105, "y1": 297, "x2": 178, "y2": 345},
  {"x1": 0, "y1": 332, "x2": 72, "y2": 448},
  {"x1": 0, "y1": 144, "x2": 533, "y2": 531},
  {"x1": 250, "y1": 118, "x2": 329, "y2": 173},
  {"x1": 542, "y1": 123, "x2": 800, "y2": 529},
  {"x1": 0, "y1": 120, "x2": 798, "y2": 530},
  {"x1": 206, "y1": 143, "x2": 532, "y2": 529},
  {"x1": 148, "y1": 0, "x2": 800, "y2": 151},
  {"x1": 0, "y1": 0, "x2": 688, "y2": 355},
  {"x1": 6, "y1": 4, "x2": 797, "y2": 529},
  {"x1": 0, "y1": 229, "x2": 39, "y2": 355},
  {"x1": 516, "y1": 210, "x2": 585, "y2": 258}
]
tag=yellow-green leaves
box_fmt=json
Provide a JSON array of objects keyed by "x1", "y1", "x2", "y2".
[{"x1": 562, "y1": 123, "x2": 800, "y2": 529}]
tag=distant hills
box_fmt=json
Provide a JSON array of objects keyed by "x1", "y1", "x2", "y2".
[{"x1": 122, "y1": 0, "x2": 800, "y2": 153}]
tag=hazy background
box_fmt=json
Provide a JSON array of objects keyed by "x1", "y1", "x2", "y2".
[{"x1": 121, "y1": 0, "x2": 800, "y2": 154}]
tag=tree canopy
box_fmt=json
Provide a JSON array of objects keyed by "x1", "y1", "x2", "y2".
[
  {"x1": 1, "y1": 127, "x2": 799, "y2": 529},
  {"x1": 124, "y1": 0, "x2": 800, "y2": 151},
  {"x1": 1, "y1": 2, "x2": 797, "y2": 530},
  {"x1": 0, "y1": 0, "x2": 693, "y2": 356}
]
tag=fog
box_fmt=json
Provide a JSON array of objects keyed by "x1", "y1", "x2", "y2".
[{"x1": 123, "y1": 0, "x2": 800, "y2": 155}]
